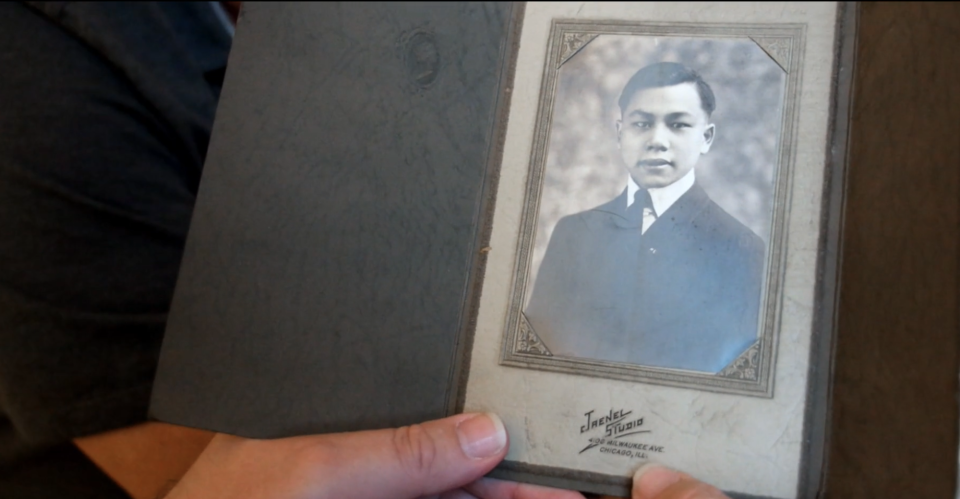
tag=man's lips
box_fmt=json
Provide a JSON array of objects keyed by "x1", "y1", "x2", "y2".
[{"x1": 637, "y1": 159, "x2": 673, "y2": 168}]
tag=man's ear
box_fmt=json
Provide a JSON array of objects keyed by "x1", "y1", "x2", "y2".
[
  {"x1": 615, "y1": 120, "x2": 623, "y2": 148},
  {"x1": 700, "y1": 123, "x2": 715, "y2": 153}
]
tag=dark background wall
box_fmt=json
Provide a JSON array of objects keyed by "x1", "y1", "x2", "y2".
[{"x1": 827, "y1": 2, "x2": 960, "y2": 497}]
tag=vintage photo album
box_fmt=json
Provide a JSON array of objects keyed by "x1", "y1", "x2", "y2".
[{"x1": 150, "y1": 3, "x2": 857, "y2": 497}]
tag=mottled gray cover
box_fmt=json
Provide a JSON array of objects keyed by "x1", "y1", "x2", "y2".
[{"x1": 149, "y1": 2, "x2": 518, "y2": 438}]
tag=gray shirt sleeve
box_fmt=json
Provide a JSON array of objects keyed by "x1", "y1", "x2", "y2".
[{"x1": 0, "y1": 1, "x2": 218, "y2": 456}]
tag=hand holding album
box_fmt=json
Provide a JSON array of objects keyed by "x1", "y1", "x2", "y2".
[
  {"x1": 166, "y1": 413, "x2": 584, "y2": 499},
  {"x1": 165, "y1": 412, "x2": 726, "y2": 499},
  {"x1": 150, "y1": 3, "x2": 855, "y2": 497}
]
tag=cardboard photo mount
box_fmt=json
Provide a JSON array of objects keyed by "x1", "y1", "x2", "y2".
[{"x1": 150, "y1": 3, "x2": 858, "y2": 497}]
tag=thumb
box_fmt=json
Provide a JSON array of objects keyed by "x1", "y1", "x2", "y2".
[
  {"x1": 168, "y1": 413, "x2": 509, "y2": 499},
  {"x1": 319, "y1": 412, "x2": 508, "y2": 499},
  {"x1": 632, "y1": 463, "x2": 728, "y2": 499}
]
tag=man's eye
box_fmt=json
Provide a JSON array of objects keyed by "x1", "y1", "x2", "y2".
[
  {"x1": 633, "y1": 122, "x2": 652, "y2": 129},
  {"x1": 669, "y1": 122, "x2": 691, "y2": 129}
]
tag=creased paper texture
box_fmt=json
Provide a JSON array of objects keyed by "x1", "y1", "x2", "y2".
[{"x1": 464, "y1": 3, "x2": 839, "y2": 498}]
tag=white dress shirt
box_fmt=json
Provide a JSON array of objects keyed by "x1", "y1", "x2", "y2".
[{"x1": 626, "y1": 168, "x2": 696, "y2": 234}]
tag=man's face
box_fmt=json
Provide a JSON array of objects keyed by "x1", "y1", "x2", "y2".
[{"x1": 617, "y1": 82, "x2": 715, "y2": 189}]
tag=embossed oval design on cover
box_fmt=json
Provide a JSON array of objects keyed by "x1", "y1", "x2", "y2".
[{"x1": 402, "y1": 30, "x2": 441, "y2": 88}]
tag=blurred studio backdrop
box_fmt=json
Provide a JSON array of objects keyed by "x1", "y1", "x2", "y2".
[{"x1": 526, "y1": 35, "x2": 786, "y2": 290}]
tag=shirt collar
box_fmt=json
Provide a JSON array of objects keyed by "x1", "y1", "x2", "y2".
[{"x1": 626, "y1": 168, "x2": 697, "y2": 216}]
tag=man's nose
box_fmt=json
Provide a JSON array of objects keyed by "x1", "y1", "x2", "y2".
[{"x1": 645, "y1": 124, "x2": 668, "y2": 151}]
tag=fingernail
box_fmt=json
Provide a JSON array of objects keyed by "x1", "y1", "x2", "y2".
[
  {"x1": 456, "y1": 413, "x2": 507, "y2": 459},
  {"x1": 633, "y1": 463, "x2": 681, "y2": 499}
]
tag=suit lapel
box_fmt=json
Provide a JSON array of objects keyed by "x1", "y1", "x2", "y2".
[
  {"x1": 591, "y1": 182, "x2": 711, "y2": 233},
  {"x1": 592, "y1": 188, "x2": 642, "y2": 229},
  {"x1": 641, "y1": 182, "x2": 710, "y2": 241}
]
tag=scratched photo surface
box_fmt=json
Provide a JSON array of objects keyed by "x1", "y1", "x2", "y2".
[{"x1": 521, "y1": 35, "x2": 786, "y2": 373}]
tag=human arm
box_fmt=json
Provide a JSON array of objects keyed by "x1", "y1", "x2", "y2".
[
  {"x1": 75, "y1": 416, "x2": 731, "y2": 499},
  {"x1": 79, "y1": 413, "x2": 585, "y2": 499},
  {"x1": 73, "y1": 423, "x2": 214, "y2": 499},
  {"x1": 0, "y1": 4, "x2": 220, "y2": 496}
]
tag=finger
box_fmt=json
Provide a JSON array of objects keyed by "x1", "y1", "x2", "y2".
[
  {"x1": 465, "y1": 477, "x2": 586, "y2": 499},
  {"x1": 315, "y1": 412, "x2": 508, "y2": 499},
  {"x1": 632, "y1": 464, "x2": 728, "y2": 499},
  {"x1": 439, "y1": 489, "x2": 481, "y2": 499}
]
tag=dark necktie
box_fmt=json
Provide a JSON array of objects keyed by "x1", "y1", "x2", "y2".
[{"x1": 629, "y1": 189, "x2": 656, "y2": 233}]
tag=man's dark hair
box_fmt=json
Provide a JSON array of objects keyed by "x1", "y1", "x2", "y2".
[{"x1": 617, "y1": 62, "x2": 716, "y2": 116}]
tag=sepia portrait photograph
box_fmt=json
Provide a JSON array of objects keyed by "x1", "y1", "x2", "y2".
[
  {"x1": 467, "y1": 5, "x2": 849, "y2": 496},
  {"x1": 501, "y1": 22, "x2": 802, "y2": 394}
]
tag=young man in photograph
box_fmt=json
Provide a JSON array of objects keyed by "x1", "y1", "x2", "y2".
[{"x1": 525, "y1": 62, "x2": 764, "y2": 373}]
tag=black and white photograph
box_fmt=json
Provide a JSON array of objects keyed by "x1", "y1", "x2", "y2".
[
  {"x1": 467, "y1": 4, "x2": 851, "y2": 496},
  {"x1": 501, "y1": 22, "x2": 803, "y2": 394}
]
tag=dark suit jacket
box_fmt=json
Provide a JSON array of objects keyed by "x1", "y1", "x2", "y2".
[{"x1": 524, "y1": 182, "x2": 764, "y2": 373}]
